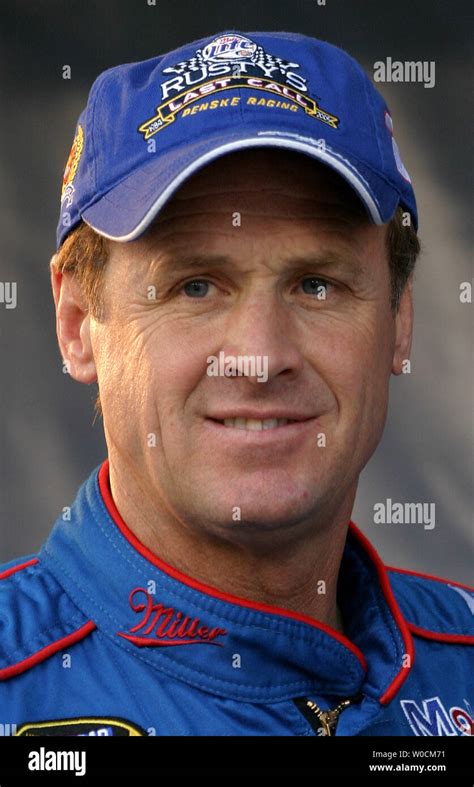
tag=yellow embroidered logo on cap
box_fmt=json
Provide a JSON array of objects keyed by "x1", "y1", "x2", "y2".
[{"x1": 61, "y1": 124, "x2": 84, "y2": 207}]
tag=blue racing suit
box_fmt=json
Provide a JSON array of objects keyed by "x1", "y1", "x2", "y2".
[{"x1": 1, "y1": 461, "x2": 473, "y2": 736}]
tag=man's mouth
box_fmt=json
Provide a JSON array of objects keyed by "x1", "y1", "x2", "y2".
[
  {"x1": 207, "y1": 411, "x2": 316, "y2": 433},
  {"x1": 204, "y1": 412, "x2": 319, "y2": 447},
  {"x1": 219, "y1": 417, "x2": 297, "y2": 431}
]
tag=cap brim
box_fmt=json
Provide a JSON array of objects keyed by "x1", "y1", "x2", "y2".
[{"x1": 82, "y1": 127, "x2": 401, "y2": 242}]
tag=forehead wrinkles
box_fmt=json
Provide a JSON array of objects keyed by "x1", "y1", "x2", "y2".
[
  {"x1": 147, "y1": 193, "x2": 367, "y2": 241},
  {"x1": 144, "y1": 218, "x2": 376, "y2": 279},
  {"x1": 136, "y1": 155, "x2": 371, "y2": 258},
  {"x1": 148, "y1": 152, "x2": 368, "y2": 228}
]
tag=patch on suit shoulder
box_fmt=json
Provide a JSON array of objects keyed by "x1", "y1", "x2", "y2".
[{"x1": 16, "y1": 717, "x2": 146, "y2": 736}]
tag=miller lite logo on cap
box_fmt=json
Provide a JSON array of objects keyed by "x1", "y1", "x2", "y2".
[{"x1": 202, "y1": 34, "x2": 258, "y2": 61}]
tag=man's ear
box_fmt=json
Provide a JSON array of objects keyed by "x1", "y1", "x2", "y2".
[
  {"x1": 392, "y1": 275, "x2": 414, "y2": 375},
  {"x1": 50, "y1": 255, "x2": 97, "y2": 384}
]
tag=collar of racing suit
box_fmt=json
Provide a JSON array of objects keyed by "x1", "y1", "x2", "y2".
[{"x1": 41, "y1": 460, "x2": 413, "y2": 706}]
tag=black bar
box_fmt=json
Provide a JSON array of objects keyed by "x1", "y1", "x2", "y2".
[{"x1": 0, "y1": 735, "x2": 471, "y2": 782}]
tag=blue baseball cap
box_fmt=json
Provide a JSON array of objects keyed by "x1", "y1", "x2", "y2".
[{"x1": 57, "y1": 30, "x2": 418, "y2": 249}]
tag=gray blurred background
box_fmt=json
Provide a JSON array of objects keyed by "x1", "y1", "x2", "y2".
[{"x1": 0, "y1": 0, "x2": 472, "y2": 582}]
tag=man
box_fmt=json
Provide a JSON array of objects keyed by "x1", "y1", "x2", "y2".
[{"x1": 1, "y1": 30, "x2": 472, "y2": 738}]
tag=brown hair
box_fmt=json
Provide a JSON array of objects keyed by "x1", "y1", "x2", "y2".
[
  {"x1": 385, "y1": 207, "x2": 420, "y2": 312},
  {"x1": 54, "y1": 222, "x2": 109, "y2": 322},
  {"x1": 53, "y1": 208, "x2": 420, "y2": 418}
]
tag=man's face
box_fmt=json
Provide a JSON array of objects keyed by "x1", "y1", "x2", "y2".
[{"x1": 90, "y1": 150, "x2": 410, "y2": 544}]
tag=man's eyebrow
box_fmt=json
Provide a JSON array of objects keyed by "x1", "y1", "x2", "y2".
[
  {"x1": 284, "y1": 252, "x2": 368, "y2": 277},
  {"x1": 148, "y1": 254, "x2": 230, "y2": 277},
  {"x1": 149, "y1": 252, "x2": 368, "y2": 279}
]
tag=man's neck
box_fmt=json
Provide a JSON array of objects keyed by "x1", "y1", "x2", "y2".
[{"x1": 108, "y1": 458, "x2": 357, "y2": 636}]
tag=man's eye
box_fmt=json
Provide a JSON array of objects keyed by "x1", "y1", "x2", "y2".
[
  {"x1": 182, "y1": 279, "x2": 212, "y2": 298},
  {"x1": 301, "y1": 277, "x2": 330, "y2": 296}
]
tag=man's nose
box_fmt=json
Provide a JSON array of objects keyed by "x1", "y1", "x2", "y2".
[{"x1": 220, "y1": 294, "x2": 304, "y2": 384}]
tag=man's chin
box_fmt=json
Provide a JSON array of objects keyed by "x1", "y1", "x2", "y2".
[
  {"x1": 208, "y1": 508, "x2": 320, "y2": 553},
  {"x1": 202, "y1": 488, "x2": 320, "y2": 539}
]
